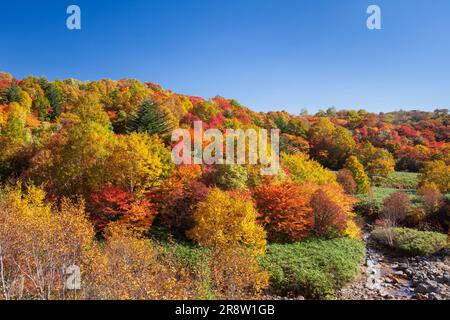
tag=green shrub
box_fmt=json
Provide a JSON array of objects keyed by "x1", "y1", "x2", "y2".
[
  {"x1": 260, "y1": 238, "x2": 365, "y2": 299},
  {"x1": 371, "y1": 227, "x2": 448, "y2": 256},
  {"x1": 356, "y1": 187, "x2": 420, "y2": 216}
]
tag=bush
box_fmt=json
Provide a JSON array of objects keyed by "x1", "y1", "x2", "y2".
[
  {"x1": 187, "y1": 188, "x2": 266, "y2": 255},
  {"x1": 260, "y1": 238, "x2": 365, "y2": 299},
  {"x1": 253, "y1": 182, "x2": 313, "y2": 243},
  {"x1": 311, "y1": 189, "x2": 348, "y2": 239},
  {"x1": 344, "y1": 156, "x2": 370, "y2": 194},
  {"x1": 419, "y1": 160, "x2": 450, "y2": 193},
  {"x1": 371, "y1": 227, "x2": 448, "y2": 256},
  {"x1": 336, "y1": 169, "x2": 357, "y2": 194},
  {"x1": 380, "y1": 191, "x2": 411, "y2": 229}
]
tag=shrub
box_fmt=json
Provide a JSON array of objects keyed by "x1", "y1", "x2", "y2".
[
  {"x1": 88, "y1": 186, "x2": 157, "y2": 234},
  {"x1": 213, "y1": 164, "x2": 249, "y2": 190},
  {"x1": 187, "y1": 188, "x2": 266, "y2": 255},
  {"x1": 209, "y1": 247, "x2": 269, "y2": 299},
  {"x1": 380, "y1": 191, "x2": 411, "y2": 230},
  {"x1": 419, "y1": 160, "x2": 450, "y2": 193},
  {"x1": 153, "y1": 165, "x2": 210, "y2": 237},
  {"x1": 336, "y1": 169, "x2": 357, "y2": 194},
  {"x1": 344, "y1": 156, "x2": 370, "y2": 194},
  {"x1": 0, "y1": 184, "x2": 95, "y2": 300},
  {"x1": 311, "y1": 189, "x2": 348, "y2": 239},
  {"x1": 417, "y1": 182, "x2": 445, "y2": 215},
  {"x1": 371, "y1": 228, "x2": 448, "y2": 256},
  {"x1": 281, "y1": 153, "x2": 337, "y2": 185},
  {"x1": 261, "y1": 238, "x2": 365, "y2": 298},
  {"x1": 253, "y1": 182, "x2": 313, "y2": 243},
  {"x1": 375, "y1": 171, "x2": 418, "y2": 190},
  {"x1": 84, "y1": 224, "x2": 194, "y2": 299}
]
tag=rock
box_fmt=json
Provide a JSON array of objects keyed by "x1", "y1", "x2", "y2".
[{"x1": 415, "y1": 284, "x2": 430, "y2": 294}]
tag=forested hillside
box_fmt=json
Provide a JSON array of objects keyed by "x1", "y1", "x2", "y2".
[{"x1": 0, "y1": 71, "x2": 449, "y2": 300}]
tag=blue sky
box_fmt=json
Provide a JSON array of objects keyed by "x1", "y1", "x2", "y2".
[{"x1": 1, "y1": 0, "x2": 449, "y2": 113}]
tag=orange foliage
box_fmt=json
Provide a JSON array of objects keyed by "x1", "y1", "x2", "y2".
[{"x1": 253, "y1": 182, "x2": 313, "y2": 242}]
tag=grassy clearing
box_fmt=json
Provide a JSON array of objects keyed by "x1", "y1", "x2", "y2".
[
  {"x1": 374, "y1": 172, "x2": 419, "y2": 190},
  {"x1": 260, "y1": 238, "x2": 365, "y2": 299}
]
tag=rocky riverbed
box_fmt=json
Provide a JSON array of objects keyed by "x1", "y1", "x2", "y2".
[{"x1": 337, "y1": 230, "x2": 450, "y2": 300}]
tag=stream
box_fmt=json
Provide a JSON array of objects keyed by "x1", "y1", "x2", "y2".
[{"x1": 337, "y1": 227, "x2": 450, "y2": 300}]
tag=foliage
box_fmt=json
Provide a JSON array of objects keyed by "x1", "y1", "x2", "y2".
[
  {"x1": 355, "y1": 141, "x2": 395, "y2": 180},
  {"x1": 375, "y1": 171, "x2": 419, "y2": 190},
  {"x1": 126, "y1": 100, "x2": 177, "y2": 137},
  {"x1": 108, "y1": 133, "x2": 173, "y2": 194},
  {"x1": 417, "y1": 182, "x2": 445, "y2": 215},
  {"x1": 88, "y1": 186, "x2": 157, "y2": 234},
  {"x1": 380, "y1": 191, "x2": 411, "y2": 229},
  {"x1": 308, "y1": 118, "x2": 356, "y2": 169},
  {"x1": 336, "y1": 169, "x2": 357, "y2": 194},
  {"x1": 83, "y1": 224, "x2": 194, "y2": 299},
  {"x1": 253, "y1": 182, "x2": 313, "y2": 243},
  {"x1": 311, "y1": 189, "x2": 348, "y2": 239},
  {"x1": 282, "y1": 153, "x2": 337, "y2": 185},
  {"x1": 371, "y1": 228, "x2": 448, "y2": 256},
  {"x1": 0, "y1": 184, "x2": 95, "y2": 300},
  {"x1": 208, "y1": 248, "x2": 269, "y2": 299},
  {"x1": 213, "y1": 164, "x2": 249, "y2": 190},
  {"x1": 419, "y1": 160, "x2": 450, "y2": 193},
  {"x1": 187, "y1": 188, "x2": 266, "y2": 255},
  {"x1": 344, "y1": 156, "x2": 370, "y2": 194},
  {"x1": 153, "y1": 165, "x2": 209, "y2": 237}
]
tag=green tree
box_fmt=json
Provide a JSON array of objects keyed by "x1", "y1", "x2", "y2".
[{"x1": 127, "y1": 100, "x2": 176, "y2": 136}]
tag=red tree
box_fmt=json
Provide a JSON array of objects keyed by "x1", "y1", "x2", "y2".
[
  {"x1": 310, "y1": 189, "x2": 348, "y2": 238},
  {"x1": 89, "y1": 186, "x2": 156, "y2": 234},
  {"x1": 253, "y1": 182, "x2": 313, "y2": 243}
]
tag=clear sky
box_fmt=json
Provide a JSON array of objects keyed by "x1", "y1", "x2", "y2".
[{"x1": 1, "y1": 0, "x2": 450, "y2": 114}]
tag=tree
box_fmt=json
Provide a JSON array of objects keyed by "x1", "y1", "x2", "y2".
[
  {"x1": 213, "y1": 164, "x2": 249, "y2": 190},
  {"x1": 308, "y1": 118, "x2": 356, "y2": 169},
  {"x1": 344, "y1": 156, "x2": 370, "y2": 194},
  {"x1": 282, "y1": 153, "x2": 337, "y2": 185},
  {"x1": 253, "y1": 182, "x2": 313, "y2": 242},
  {"x1": 356, "y1": 141, "x2": 395, "y2": 180},
  {"x1": 419, "y1": 160, "x2": 450, "y2": 193},
  {"x1": 311, "y1": 189, "x2": 348, "y2": 239},
  {"x1": 417, "y1": 182, "x2": 445, "y2": 215},
  {"x1": 0, "y1": 184, "x2": 95, "y2": 300},
  {"x1": 127, "y1": 100, "x2": 177, "y2": 137},
  {"x1": 336, "y1": 169, "x2": 357, "y2": 194},
  {"x1": 88, "y1": 186, "x2": 156, "y2": 234},
  {"x1": 187, "y1": 188, "x2": 266, "y2": 255},
  {"x1": 83, "y1": 224, "x2": 194, "y2": 300},
  {"x1": 380, "y1": 191, "x2": 411, "y2": 244},
  {"x1": 152, "y1": 165, "x2": 209, "y2": 237},
  {"x1": 108, "y1": 133, "x2": 173, "y2": 194}
]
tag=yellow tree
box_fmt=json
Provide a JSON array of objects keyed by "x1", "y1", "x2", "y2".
[
  {"x1": 345, "y1": 156, "x2": 370, "y2": 194},
  {"x1": 108, "y1": 132, "x2": 173, "y2": 194}
]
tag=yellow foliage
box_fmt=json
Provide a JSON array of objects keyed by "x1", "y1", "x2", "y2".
[
  {"x1": 187, "y1": 188, "x2": 267, "y2": 256},
  {"x1": 281, "y1": 153, "x2": 337, "y2": 185},
  {"x1": 83, "y1": 224, "x2": 193, "y2": 300},
  {"x1": 0, "y1": 184, "x2": 95, "y2": 300}
]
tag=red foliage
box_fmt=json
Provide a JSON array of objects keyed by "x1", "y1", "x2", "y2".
[
  {"x1": 253, "y1": 182, "x2": 313, "y2": 242},
  {"x1": 187, "y1": 96, "x2": 204, "y2": 106},
  {"x1": 89, "y1": 186, "x2": 156, "y2": 234},
  {"x1": 152, "y1": 165, "x2": 211, "y2": 236},
  {"x1": 310, "y1": 189, "x2": 348, "y2": 238}
]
